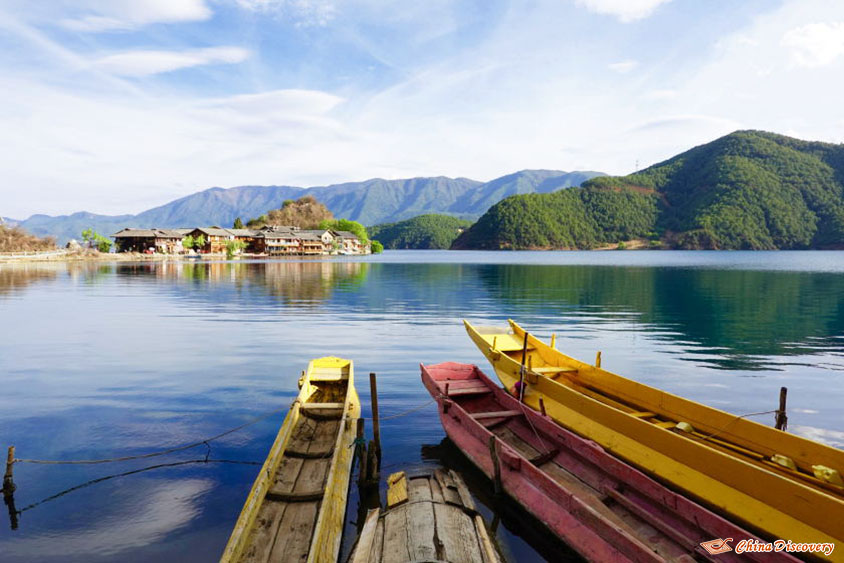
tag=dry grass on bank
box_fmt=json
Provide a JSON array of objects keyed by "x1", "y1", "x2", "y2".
[{"x1": 0, "y1": 224, "x2": 57, "y2": 253}]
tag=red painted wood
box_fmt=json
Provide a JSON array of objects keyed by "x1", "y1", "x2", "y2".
[{"x1": 420, "y1": 362, "x2": 799, "y2": 563}]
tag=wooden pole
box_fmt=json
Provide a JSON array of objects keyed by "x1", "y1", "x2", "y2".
[
  {"x1": 539, "y1": 397, "x2": 547, "y2": 417},
  {"x1": 3, "y1": 446, "x2": 16, "y2": 531},
  {"x1": 356, "y1": 418, "x2": 367, "y2": 486},
  {"x1": 3, "y1": 447, "x2": 13, "y2": 495},
  {"x1": 595, "y1": 351, "x2": 602, "y2": 368},
  {"x1": 775, "y1": 387, "x2": 788, "y2": 431},
  {"x1": 550, "y1": 333, "x2": 556, "y2": 349},
  {"x1": 369, "y1": 373, "x2": 381, "y2": 470},
  {"x1": 488, "y1": 435, "x2": 501, "y2": 496}
]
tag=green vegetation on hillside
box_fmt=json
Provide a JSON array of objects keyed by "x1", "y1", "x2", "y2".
[
  {"x1": 369, "y1": 214, "x2": 473, "y2": 249},
  {"x1": 0, "y1": 224, "x2": 56, "y2": 252},
  {"x1": 455, "y1": 130, "x2": 844, "y2": 250},
  {"x1": 453, "y1": 188, "x2": 658, "y2": 249}
]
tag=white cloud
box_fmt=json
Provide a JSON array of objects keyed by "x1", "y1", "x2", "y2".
[
  {"x1": 575, "y1": 0, "x2": 672, "y2": 22},
  {"x1": 60, "y1": 0, "x2": 212, "y2": 31},
  {"x1": 644, "y1": 89, "x2": 677, "y2": 100},
  {"x1": 234, "y1": 0, "x2": 336, "y2": 26},
  {"x1": 0, "y1": 479, "x2": 212, "y2": 557},
  {"x1": 94, "y1": 47, "x2": 250, "y2": 76},
  {"x1": 782, "y1": 22, "x2": 844, "y2": 67},
  {"x1": 608, "y1": 59, "x2": 638, "y2": 73}
]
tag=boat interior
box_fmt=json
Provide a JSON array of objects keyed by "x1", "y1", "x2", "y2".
[{"x1": 238, "y1": 361, "x2": 350, "y2": 563}]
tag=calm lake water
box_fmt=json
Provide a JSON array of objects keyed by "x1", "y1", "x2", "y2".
[{"x1": 1, "y1": 250, "x2": 843, "y2": 562}]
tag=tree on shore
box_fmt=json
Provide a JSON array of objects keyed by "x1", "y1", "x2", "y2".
[
  {"x1": 81, "y1": 228, "x2": 112, "y2": 253},
  {"x1": 233, "y1": 217, "x2": 244, "y2": 229}
]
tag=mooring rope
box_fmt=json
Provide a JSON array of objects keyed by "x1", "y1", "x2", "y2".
[
  {"x1": 700, "y1": 409, "x2": 780, "y2": 441},
  {"x1": 16, "y1": 458, "x2": 262, "y2": 513},
  {"x1": 13, "y1": 407, "x2": 287, "y2": 466},
  {"x1": 12, "y1": 396, "x2": 438, "y2": 466},
  {"x1": 364, "y1": 398, "x2": 436, "y2": 421}
]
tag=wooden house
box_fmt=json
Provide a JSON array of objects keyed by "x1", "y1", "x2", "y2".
[
  {"x1": 333, "y1": 231, "x2": 365, "y2": 254},
  {"x1": 111, "y1": 228, "x2": 185, "y2": 253},
  {"x1": 256, "y1": 226, "x2": 300, "y2": 255},
  {"x1": 187, "y1": 227, "x2": 234, "y2": 254}
]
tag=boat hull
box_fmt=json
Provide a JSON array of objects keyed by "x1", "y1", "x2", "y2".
[
  {"x1": 464, "y1": 320, "x2": 844, "y2": 556},
  {"x1": 422, "y1": 362, "x2": 800, "y2": 563},
  {"x1": 221, "y1": 357, "x2": 360, "y2": 563}
]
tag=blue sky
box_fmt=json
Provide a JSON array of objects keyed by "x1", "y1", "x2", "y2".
[{"x1": 2, "y1": 0, "x2": 844, "y2": 218}]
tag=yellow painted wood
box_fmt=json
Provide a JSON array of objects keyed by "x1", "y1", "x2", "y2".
[
  {"x1": 220, "y1": 356, "x2": 360, "y2": 563},
  {"x1": 387, "y1": 471, "x2": 408, "y2": 508},
  {"x1": 465, "y1": 320, "x2": 844, "y2": 556}
]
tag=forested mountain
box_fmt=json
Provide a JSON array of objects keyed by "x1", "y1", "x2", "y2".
[
  {"x1": 18, "y1": 170, "x2": 602, "y2": 243},
  {"x1": 454, "y1": 131, "x2": 844, "y2": 250},
  {"x1": 369, "y1": 214, "x2": 473, "y2": 249}
]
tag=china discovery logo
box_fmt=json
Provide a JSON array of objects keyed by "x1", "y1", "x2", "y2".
[{"x1": 700, "y1": 538, "x2": 734, "y2": 555}]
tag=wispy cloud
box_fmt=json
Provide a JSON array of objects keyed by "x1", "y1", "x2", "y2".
[
  {"x1": 782, "y1": 22, "x2": 844, "y2": 67},
  {"x1": 608, "y1": 59, "x2": 638, "y2": 73},
  {"x1": 575, "y1": 0, "x2": 672, "y2": 22},
  {"x1": 94, "y1": 47, "x2": 250, "y2": 76},
  {"x1": 233, "y1": 0, "x2": 336, "y2": 26},
  {"x1": 60, "y1": 0, "x2": 213, "y2": 32}
]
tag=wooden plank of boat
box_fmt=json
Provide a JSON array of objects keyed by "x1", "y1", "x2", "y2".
[
  {"x1": 464, "y1": 319, "x2": 844, "y2": 552},
  {"x1": 220, "y1": 356, "x2": 360, "y2": 563},
  {"x1": 348, "y1": 469, "x2": 501, "y2": 563},
  {"x1": 422, "y1": 361, "x2": 803, "y2": 563}
]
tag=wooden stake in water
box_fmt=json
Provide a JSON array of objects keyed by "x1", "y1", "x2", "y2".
[
  {"x1": 2, "y1": 446, "x2": 13, "y2": 495},
  {"x1": 369, "y1": 373, "x2": 382, "y2": 470},
  {"x1": 775, "y1": 387, "x2": 788, "y2": 431}
]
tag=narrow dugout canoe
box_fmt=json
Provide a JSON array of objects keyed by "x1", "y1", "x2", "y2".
[
  {"x1": 465, "y1": 319, "x2": 844, "y2": 556},
  {"x1": 422, "y1": 362, "x2": 799, "y2": 563},
  {"x1": 221, "y1": 357, "x2": 360, "y2": 563},
  {"x1": 348, "y1": 469, "x2": 500, "y2": 563}
]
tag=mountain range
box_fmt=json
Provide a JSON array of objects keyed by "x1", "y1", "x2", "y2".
[
  {"x1": 14, "y1": 170, "x2": 602, "y2": 243},
  {"x1": 454, "y1": 130, "x2": 844, "y2": 250}
]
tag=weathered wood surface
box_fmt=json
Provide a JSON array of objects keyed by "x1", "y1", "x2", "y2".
[
  {"x1": 421, "y1": 362, "x2": 803, "y2": 563},
  {"x1": 349, "y1": 471, "x2": 501, "y2": 563},
  {"x1": 221, "y1": 357, "x2": 360, "y2": 563}
]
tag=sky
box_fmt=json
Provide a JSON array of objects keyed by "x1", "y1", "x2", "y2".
[{"x1": 2, "y1": 0, "x2": 844, "y2": 218}]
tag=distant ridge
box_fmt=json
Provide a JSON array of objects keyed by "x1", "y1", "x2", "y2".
[
  {"x1": 454, "y1": 130, "x2": 844, "y2": 250},
  {"x1": 17, "y1": 170, "x2": 603, "y2": 243}
]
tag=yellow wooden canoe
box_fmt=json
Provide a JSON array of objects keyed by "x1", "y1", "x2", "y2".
[
  {"x1": 466, "y1": 319, "x2": 844, "y2": 557},
  {"x1": 220, "y1": 357, "x2": 360, "y2": 563}
]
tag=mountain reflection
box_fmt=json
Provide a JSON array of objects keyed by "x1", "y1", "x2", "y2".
[
  {"x1": 478, "y1": 265, "x2": 844, "y2": 369},
  {"x1": 97, "y1": 259, "x2": 844, "y2": 369}
]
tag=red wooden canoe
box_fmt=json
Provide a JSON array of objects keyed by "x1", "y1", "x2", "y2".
[{"x1": 421, "y1": 362, "x2": 799, "y2": 563}]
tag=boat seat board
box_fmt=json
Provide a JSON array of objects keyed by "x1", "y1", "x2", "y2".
[
  {"x1": 532, "y1": 367, "x2": 578, "y2": 375},
  {"x1": 470, "y1": 410, "x2": 522, "y2": 420},
  {"x1": 301, "y1": 402, "x2": 345, "y2": 409},
  {"x1": 483, "y1": 333, "x2": 533, "y2": 352},
  {"x1": 445, "y1": 386, "x2": 492, "y2": 397}
]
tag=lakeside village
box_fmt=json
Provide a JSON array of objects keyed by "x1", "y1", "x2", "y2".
[{"x1": 109, "y1": 225, "x2": 370, "y2": 257}]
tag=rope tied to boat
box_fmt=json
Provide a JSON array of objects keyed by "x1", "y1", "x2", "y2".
[
  {"x1": 12, "y1": 407, "x2": 287, "y2": 466},
  {"x1": 363, "y1": 398, "x2": 437, "y2": 421},
  {"x1": 700, "y1": 409, "x2": 780, "y2": 441}
]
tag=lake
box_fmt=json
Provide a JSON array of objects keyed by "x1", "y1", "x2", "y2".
[{"x1": 1, "y1": 250, "x2": 843, "y2": 562}]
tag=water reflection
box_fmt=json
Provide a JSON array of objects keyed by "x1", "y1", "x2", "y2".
[
  {"x1": 88, "y1": 260, "x2": 844, "y2": 370},
  {"x1": 1, "y1": 253, "x2": 843, "y2": 562},
  {"x1": 0, "y1": 265, "x2": 57, "y2": 296}
]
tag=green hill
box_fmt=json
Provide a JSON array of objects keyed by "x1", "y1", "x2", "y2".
[
  {"x1": 453, "y1": 131, "x2": 844, "y2": 250},
  {"x1": 369, "y1": 214, "x2": 473, "y2": 249}
]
